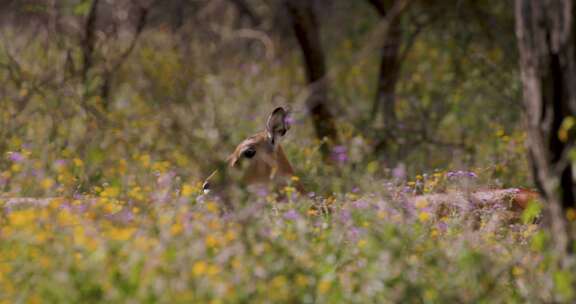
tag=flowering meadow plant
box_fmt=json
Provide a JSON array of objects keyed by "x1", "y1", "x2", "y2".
[
  {"x1": 0, "y1": 146, "x2": 571, "y2": 302},
  {"x1": 0, "y1": 14, "x2": 572, "y2": 302}
]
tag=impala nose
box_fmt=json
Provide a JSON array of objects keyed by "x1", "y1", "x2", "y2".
[{"x1": 202, "y1": 181, "x2": 210, "y2": 194}]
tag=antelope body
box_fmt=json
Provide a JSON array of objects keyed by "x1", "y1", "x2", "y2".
[{"x1": 203, "y1": 107, "x2": 539, "y2": 213}]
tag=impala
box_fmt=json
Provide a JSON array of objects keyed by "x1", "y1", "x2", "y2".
[{"x1": 202, "y1": 107, "x2": 304, "y2": 198}]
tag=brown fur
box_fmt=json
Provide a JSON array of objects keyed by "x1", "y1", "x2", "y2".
[{"x1": 203, "y1": 107, "x2": 304, "y2": 196}]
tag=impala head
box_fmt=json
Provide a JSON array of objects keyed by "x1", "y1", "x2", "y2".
[{"x1": 202, "y1": 107, "x2": 302, "y2": 196}]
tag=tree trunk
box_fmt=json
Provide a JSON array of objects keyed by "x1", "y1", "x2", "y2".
[
  {"x1": 368, "y1": 0, "x2": 403, "y2": 129},
  {"x1": 515, "y1": 0, "x2": 576, "y2": 257},
  {"x1": 285, "y1": 0, "x2": 339, "y2": 159},
  {"x1": 81, "y1": 0, "x2": 100, "y2": 84}
]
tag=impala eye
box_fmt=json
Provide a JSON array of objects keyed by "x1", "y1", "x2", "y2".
[{"x1": 243, "y1": 148, "x2": 256, "y2": 159}]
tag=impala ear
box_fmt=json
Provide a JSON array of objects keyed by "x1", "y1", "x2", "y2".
[
  {"x1": 266, "y1": 107, "x2": 290, "y2": 146},
  {"x1": 227, "y1": 152, "x2": 240, "y2": 167}
]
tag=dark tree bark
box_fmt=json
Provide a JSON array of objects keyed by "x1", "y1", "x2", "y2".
[
  {"x1": 285, "y1": 0, "x2": 339, "y2": 158},
  {"x1": 515, "y1": 0, "x2": 576, "y2": 257},
  {"x1": 81, "y1": 0, "x2": 100, "y2": 83},
  {"x1": 367, "y1": 0, "x2": 403, "y2": 129}
]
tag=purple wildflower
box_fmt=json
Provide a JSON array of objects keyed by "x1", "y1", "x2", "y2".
[
  {"x1": 348, "y1": 226, "x2": 364, "y2": 241},
  {"x1": 437, "y1": 221, "x2": 448, "y2": 232},
  {"x1": 392, "y1": 163, "x2": 407, "y2": 180},
  {"x1": 54, "y1": 159, "x2": 67, "y2": 168},
  {"x1": 333, "y1": 145, "x2": 347, "y2": 153},
  {"x1": 339, "y1": 209, "x2": 352, "y2": 223},
  {"x1": 284, "y1": 116, "x2": 295, "y2": 126},
  {"x1": 446, "y1": 170, "x2": 478, "y2": 179},
  {"x1": 331, "y1": 145, "x2": 348, "y2": 164},
  {"x1": 8, "y1": 152, "x2": 24, "y2": 162},
  {"x1": 283, "y1": 210, "x2": 300, "y2": 221},
  {"x1": 255, "y1": 186, "x2": 269, "y2": 197},
  {"x1": 157, "y1": 171, "x2": 176, "y2": 188},
  {"x1": 352, "y1": 200, "x2": 369, "y2": 209}
]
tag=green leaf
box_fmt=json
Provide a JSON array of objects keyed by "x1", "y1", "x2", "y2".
[
  {"x1": 521, "y1": 200, "x2": 542, "y2": 224},
  {"x1": 73, "y1": 0, "x2": 92, "y2": 16},
  {"x1": 558, "y1": 116, "x2": 576, "y2": 142},
  {"x1": 530, "y1": 231, "x2": 547, "y2": 252},
  {"x1": 87, "y1": 147, "x2": 105, "y2": 165},
  {"x1": 554, "y1": 271, "x2": 574, "y2": 301}
]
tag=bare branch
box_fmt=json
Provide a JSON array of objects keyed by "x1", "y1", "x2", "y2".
[{"x1": 228, "y1": 0, "x2": 262, "y2": 27}]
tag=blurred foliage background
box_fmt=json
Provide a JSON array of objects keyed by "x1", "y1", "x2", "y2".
[
  {"x1": 0, "y1": 0, "x2": 530, "y2": 196},
  {"x1": 2, "y1": 1, "x2": 570, "y2": 303}
]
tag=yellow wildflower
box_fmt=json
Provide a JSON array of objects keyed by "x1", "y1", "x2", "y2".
[
  {"x1": 512, "y1": 266, "x2": 525, "y2": 277},
  {"x1": 8, "y1": 209, "x2": 36, "y2": 227},
  {"x1": 8, "y1": 136, "x2": 22, "y2": 148},
  {"x1": 415, "y1": 197, "x2": 429, "y2": 209},
  {"x1": 318, "y1": 279, "x2": 331, "y2": 295},
  {"x1": 205, "y1": 235, "x2": 219, "y2": 248},
  {"x1": 295, "y1": 274, "x2": 310, "y2": 287},
  {"x1": 108, "y1": 227, "x2": 136, "y2": 241},
  {"x1": 102, "y1": 200, "x2": 122, "y2": 214},
  {"x1": 139, "y1": 154, "x2": 151, "y2": 168},
  {"x1": 207, "y1": 264, "x2": 220, "y2": 276},
  {"x1": 1, "y1": 171, "x2": 11, "y2": 179},
  {"x1": 270, "y1": 275, "x2": 289, "y2": 298},
  {"x1": 181, "y1": 184, "x2": 194, "y2": 197},
  {"x1": 10, "y1": 163, "x2": 22, "y2": 173},
  {"x1": 152, "y1": 161, "x2": 171, "y2": 173},
  {"x1": 171, "y1": 223, "x2": 183, "y2": 236},
  {"x1": 128, "y1": 186, "x2": 144, "y2": 201},
  {"x1": 101, "y1": 186, "x2": 120, "y2": 198},
  {"x1": 58, "y1": 210, "x2": 79, "y2": 226},
  {"x1": 206, "y1": 202, "x2": 219, "y2": 214},
  {"x1": 225, "y1": 230, "x2": 236, "y2": 242},
  {"x1": 208, "y1": 219, "x2": 221, "y2": 230},
  {"x1": 73, "y1": 158, "x2": 84, "y2": 167},
  {"x1": 418, "y1": 211, "x2": 430, "y2": 222},
  {"x1": 192, "y1": 261, "x2": 207, "y2": 276}
]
